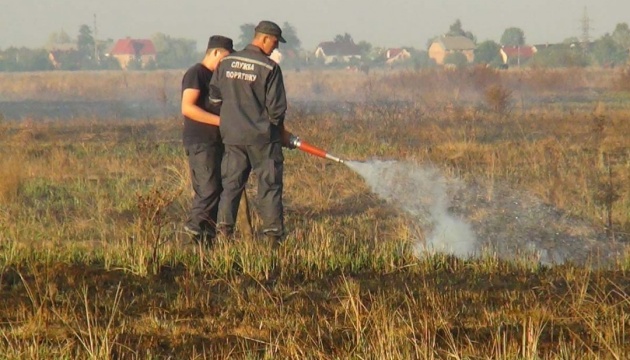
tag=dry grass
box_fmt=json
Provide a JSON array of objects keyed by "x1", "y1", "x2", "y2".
[
  {"x1": 0, "y1": 70, "x2": 183, "y2": 103},
  {"x1": 0, "y1": 67, "x2": 625, "y2": 104},
  {"x1": 0, "y1": 68, "x2": 628, "y2": 358},
  {"x1": 0, "y1": 156, "x2": 25, "y2": 204}
]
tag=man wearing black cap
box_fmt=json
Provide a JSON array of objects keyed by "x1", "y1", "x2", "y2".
[
  {"x1": 209, "y1": 20, "x2": 290, "y2": 247},
  {"x1": 181, "y1": 35, "x2": 234, "y2": 245}
]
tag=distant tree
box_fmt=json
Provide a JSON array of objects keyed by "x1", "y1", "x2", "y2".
[
  {"x1": 0, "y1": 47, "x2": 52, "y2": 72},
  {"x1": 347, "y1": 56, "x2": 362, "y2": 67},
  {"x1": 236, "y1": 23, "x2": 256, "y2": 50},
  {"x1": 351, "y1": 41, "x2": 381, "y2": 66},
  {"x1": 408, "y1": 49, "x2": 436, "y2": 69},
  {"x1": 530, "y1": 46, "x2": 590, "y2": 68},
  {"x1": 77, "y1": 24, "x2": 95, "y2": 60},
  {"x1": 448, "y1": 19, "x2": 464, "y2": 36},
  {"x1": 426, "y1": 19, "x2": 476, "y2": 49},
  {"x1": 444, "y1": 52, "x2": 469, "y2": 68},
  {"x1": 24, "y1": 48, "x2": 53, "y2": 71},
  {"x1": 0, "y1": 48, "x2": 18, "y2": 71},
  {"x1": 612, "y1": 23, "x2": 630, "y2": 49},
  {"x1": 475, "y1": 40, "x2": 502, "y2": 65},
  {"x1": 47, "y1": 30, "x2": 73, "y2": 48},
  {"x1": 99, "y1": 55, "x2": 121, "y2": 70},
  {"x1": 369, "y1": 47, "x2": 387, "y2": 64},
  {"x1": 592, "y1": 34, "x2": 628, "y2": 67},
  {"x1": 281, "y1": 22, "x2": 301, "y2": 52},
  {"x1": 54, "y1": 51, "x2": 82, "y2": 70},
  {"x1": 447, "y1": 19, "x2": 476, "y2": 43},
  {"x1": 126, "y1": 57, "x2": 144, "y2": 71},
  {"x1": 334, "y1": 33, "x2": 354, "y2": 43},
  {"x1": 94, "y1": 38, "x2": 114, "y2": 68},
  {"x1": 500, "y1": 27, "x2": 526, "y2": 47},
  {"x1": 357, "y1": 41, "x2": 372, "y2": 56},
  {"x1": 152, "y1": 33, "x2": 199, "y2": 69}
]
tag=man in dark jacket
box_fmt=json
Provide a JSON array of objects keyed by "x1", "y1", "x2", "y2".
[
  {"x1": 181, "y1": 35, "x2": 234, "y2": 245},
  {"x1": 209, "y1": 21, "x2": 288, "y2": 247}
]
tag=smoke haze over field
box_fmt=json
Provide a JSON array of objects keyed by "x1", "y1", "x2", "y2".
[
  {"x1": 1, "y1": 0, "x2": 629, "y2": 51},
  {"x1": 347, "y1": 160, "x2": 626, "y2": 266}
]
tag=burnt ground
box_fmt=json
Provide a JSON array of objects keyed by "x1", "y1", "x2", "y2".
[{"x1": 1, "y1": 260, "x2": 629, "y2": 358}]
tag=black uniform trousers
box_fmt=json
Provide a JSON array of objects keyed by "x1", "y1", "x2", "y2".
[
  {"x1": 185, "y1": 142, "x2": 224, "y2": 238},
  {"x1": 218, "y1": 141, "x2": 284, "y2": 237}
]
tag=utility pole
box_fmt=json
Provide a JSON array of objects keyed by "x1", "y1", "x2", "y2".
[
  {"x1": 93, "y1": 13, "x2": 100, "y2": 64},
  {"x1": 580, "y1": 7, "x2": 592, "y2": 55}
]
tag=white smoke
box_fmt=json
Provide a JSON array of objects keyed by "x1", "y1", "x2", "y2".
[
  {"x1": 345, "y1": 159, "x2": 626, "y2": 266},
  {"x1": 346, "y1": 160, "x2": 477, "y2": 258}
]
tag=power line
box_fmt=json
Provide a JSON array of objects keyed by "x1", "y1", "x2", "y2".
[{"x1": 580, "y1": 6, "x2": 593, "y2": 53}]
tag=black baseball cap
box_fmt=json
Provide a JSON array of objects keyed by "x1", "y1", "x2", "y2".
[
  {"x1": 254, "y1": 21, "x2": 286, "y2": 43},
  {"x1": 207, "y1": 35, "x2": 234, "y2": 52}
]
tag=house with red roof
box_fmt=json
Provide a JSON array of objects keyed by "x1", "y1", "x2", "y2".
[
  {"x1": 108, "y1": 38, "x2": 156, "y2": 69},
  {"x1": 500, "y1": 45, "x2": 536, "y2": 66},
  {"x1": 314, "y1": 41, "x2": 362, "y2": 64},
  {"x1": 385, "y1": 48, "x2": 411, "y2": 65}
]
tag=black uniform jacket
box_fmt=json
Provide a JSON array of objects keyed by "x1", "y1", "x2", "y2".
[{"x1": 209, "y1": 44, "x2": 287, "y2": 146}]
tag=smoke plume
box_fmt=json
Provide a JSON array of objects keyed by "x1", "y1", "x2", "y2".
[
  {"x1": 346, "y1": 160, "x2": 477, "y2": 258},
  {"x1": 346, "y1": 160, "x2": 626, "y2": 266}
]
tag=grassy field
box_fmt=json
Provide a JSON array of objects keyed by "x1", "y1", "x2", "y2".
[{"x1": 0, "y1": 68, "x2": 629, "y2": 359}]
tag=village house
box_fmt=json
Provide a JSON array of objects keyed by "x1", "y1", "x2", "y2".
[
  {"x1": 500, "y1": 45, "x2": 536, "y2": 66},
  {"x1": 269, "y1": 49, "x2": 283, "y2": 64},
  {"x1": 428, "y1": 35, "x2": 476, "y2": 65},
  {"x1": 314, "y1": 41, "x2": 362, "y2": 64},
  {"x1": 47, "y1": 43, "x2": 79, "y2": 70},
  {"x1": 108, "y1": 38, "x2": 156, "y2": 70},
  {"x1": 269, "y1": 49, "x2": 301, "y2": 65},
  {"x1": 385, "y1": 48, "x2": 411, "y2": 65},
  {"x1": 532, "y1": 43, "x2": 553, "y2": 52}
]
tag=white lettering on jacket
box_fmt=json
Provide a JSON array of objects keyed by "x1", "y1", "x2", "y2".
[
  {"x1": 226, "y1": 71, "x2": 257, "y2": 82},
  {"x1": 230, "y1": 61, "x2": 255, "y2": 71}
]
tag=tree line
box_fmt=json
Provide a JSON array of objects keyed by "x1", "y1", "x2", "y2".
[
  {"x1": 471, "y1": 22, "x2": 630, "y2": 68},
  {"x1": 0, "y1": 24, "x2": 205, "y2": 72},
  {"x1": 2, "y1": 19, "x2": 630, "y2": 72}
]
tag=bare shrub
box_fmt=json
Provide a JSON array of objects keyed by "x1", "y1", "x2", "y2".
[
  {"x1": 465, "y1": 65, "x2": 501, "y2": 91},
  {"x1": 484, "y1": 84, "x2": 513, "y2": 115},
  {"x1": 134, "y1": 186, "x2": 182, "y2": 274}
]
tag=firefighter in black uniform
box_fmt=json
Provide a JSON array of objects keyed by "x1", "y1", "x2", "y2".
[
  {"x1": 209, "y1": 21, "x2": 290, "y2": 247},
  {"x1": 181, "y1": 36, "x2": 234, "y2": 245}
]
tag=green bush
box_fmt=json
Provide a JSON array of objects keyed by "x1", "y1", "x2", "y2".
[
  {"x1": 444, "y1": 52, "x2": 469, "y2": 68},
  {"x1": 529, "y1": 45, "x2": 590, "y2": 68}
]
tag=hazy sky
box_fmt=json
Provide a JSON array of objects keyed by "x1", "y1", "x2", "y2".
[{"x1": 1, "y1": 0, "x2": 629, "y2": 51}]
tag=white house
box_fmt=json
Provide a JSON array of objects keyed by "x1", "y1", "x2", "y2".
[{"x1": 314, "y1": 41, "x2": 362, "y2": 64}]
